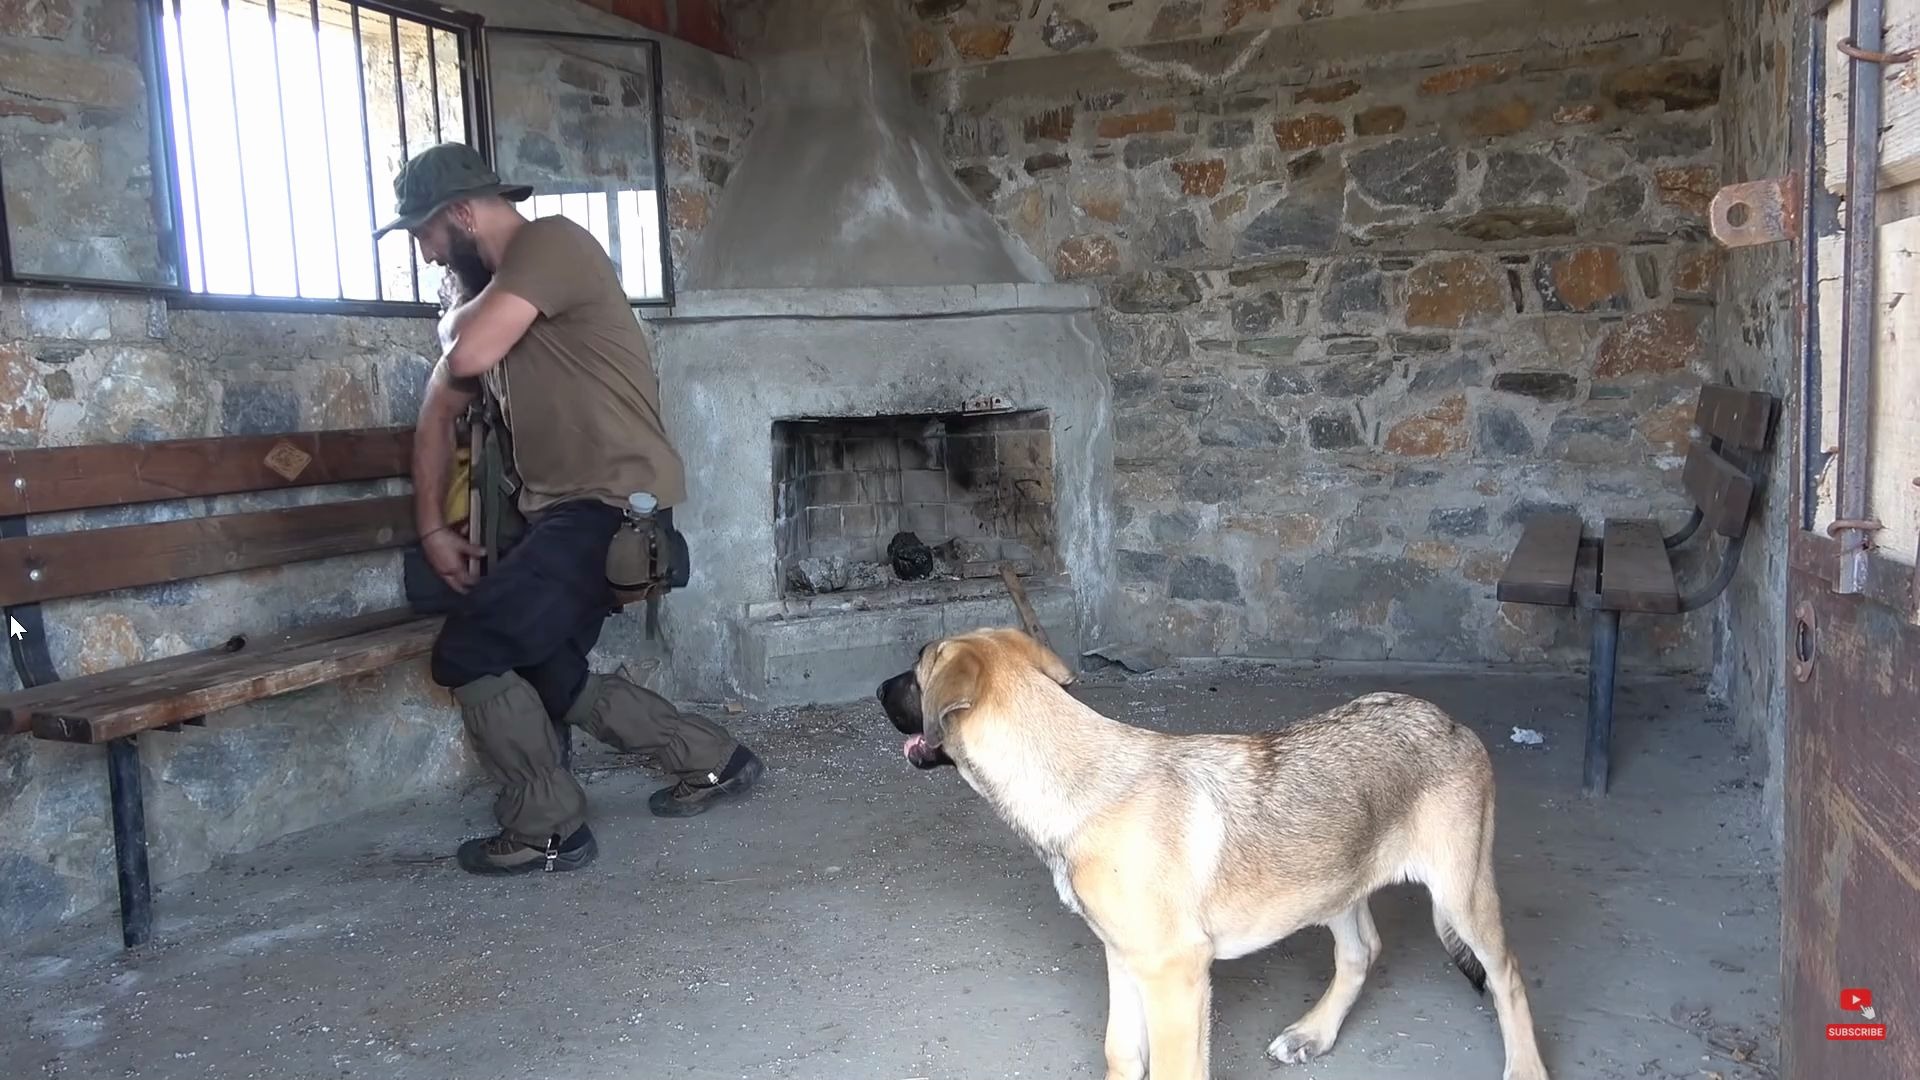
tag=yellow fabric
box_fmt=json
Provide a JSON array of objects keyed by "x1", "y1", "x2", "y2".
[{"x1": 443, "y1": 447, "x2": 471, "y2": 526}]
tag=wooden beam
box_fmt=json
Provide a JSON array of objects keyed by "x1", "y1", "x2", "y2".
[
  {"x1": 1694, "y1": 385, "x2": 1776, "y2": 451},
  {"x1": 1496, "y1": 513, "x2": 1584, "y2": 607},
  {"x1": 0, "y1": 427, "x2": 414, "y2": 517},
  {"x1": 1599, "y1": 518, "x2": 1680, "y2": 614},
  {"x1": 1683, "y1": 443, "x2": 1758, "y2": 538},
  {"x1": 28, "y1": 617, "x2": 442, "y2": 744},
  {"x1": 0, "y1": 496, "x2": 416, "y2": 607},
  {"x1": 0, "y1": 607, "x2": 431, "y2": 736}
]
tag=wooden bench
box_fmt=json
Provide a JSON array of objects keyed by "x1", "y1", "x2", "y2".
[
  {"x1": 1496, "y1": 383, "x2": 1779, "y2": 797},
  {"x1": 0, "y1": 427, "x2": 441, "y2": 947}
]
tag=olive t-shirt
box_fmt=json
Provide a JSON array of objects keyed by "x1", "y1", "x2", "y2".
[{"x1": 481, "y1": 215, "x2": 687, "y2": 515}]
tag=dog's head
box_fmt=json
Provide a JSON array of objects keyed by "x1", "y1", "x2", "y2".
[{"x1": 876, "y1": 627, "x2": 1077, "y2": 770}]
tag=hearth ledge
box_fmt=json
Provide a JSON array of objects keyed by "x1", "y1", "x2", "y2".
[{"x1": 650, "y1": 284, "x2": 1100, "y2": 322}]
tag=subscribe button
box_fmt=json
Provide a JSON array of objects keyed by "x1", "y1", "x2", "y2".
[{"x1": 1827, "y1": 1024, "x2": 1887, "y2": 1041}]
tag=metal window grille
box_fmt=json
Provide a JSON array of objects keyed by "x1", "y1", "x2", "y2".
[{"x1": 153, "y1": 0, "x2": 475, "y2": 308}]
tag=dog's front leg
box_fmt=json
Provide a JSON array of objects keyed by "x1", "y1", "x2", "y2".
[
  {"x1": 1130, "y1": 948, "x2": 1213, "y2": 1080},
  {"x1": 1102, "y1": 946, "x2": 1147, "y2": 1080}
]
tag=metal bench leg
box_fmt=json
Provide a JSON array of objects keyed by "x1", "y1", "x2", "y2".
[
  {"x1": 107, "y1": 737, "x2": 154, "y2": 948},
  {"x1": 1583, "y1": 609, "x2": 1621, "y2": 797}
]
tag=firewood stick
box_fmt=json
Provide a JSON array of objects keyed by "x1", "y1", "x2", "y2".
[{"x1": 999, "y1": 565, "x2": 1048, "y2": 647}]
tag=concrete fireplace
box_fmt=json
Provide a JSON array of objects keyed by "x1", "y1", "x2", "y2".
[{"x1": 643, "y1": 0, "x2": 1114, "y2": 706}]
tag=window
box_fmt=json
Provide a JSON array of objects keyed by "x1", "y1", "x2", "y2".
[
  {"x1": 156, "y1": 0, "x2": 474, "y2": 306},
  {"x1": 0, "y1": 1, "x2": 675, "y2": 311},
  {"x1": 480, "y1": 28, "x2": 673, "y2": 304}
]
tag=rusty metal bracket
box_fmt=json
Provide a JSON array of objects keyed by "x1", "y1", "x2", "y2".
[
  {"x1": 1792, "y1": 599, "x2": 1818, "y2": 683},
  {"x1": 1710, "y1": 176, "x2": 1802, "y2": 248},
  {"x1": 1837, "y1": 37, "x2": 1916, "y2": 65},
  {"x1": 1825, "y1": 517, "x2": 1885, "y2": 541}
]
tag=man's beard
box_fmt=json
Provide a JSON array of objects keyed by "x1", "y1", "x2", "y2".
[{"x1": 442, "y1": 230, "x2": 493, "y2": 307}]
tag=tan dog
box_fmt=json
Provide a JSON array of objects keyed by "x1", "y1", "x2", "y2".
[{"x1": 876, "y1": 627, "x2": 1550, "y2": 1080}]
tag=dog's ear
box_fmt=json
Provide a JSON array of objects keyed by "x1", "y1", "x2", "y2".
[
  {"x1": 988, "y1": 626, "x2": 1077, "y2": 687},
  {"x1": 921, "y1": 637, "x2": 987, "y2": 736}
]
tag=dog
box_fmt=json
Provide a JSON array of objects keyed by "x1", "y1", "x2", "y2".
[{"x1": 876, "y1": 626, "x2": 1549, "y2": 1080}]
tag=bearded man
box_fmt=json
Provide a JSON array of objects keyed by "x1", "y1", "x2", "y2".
[{"x1": 376, "y1": 142, "x2": 763, "y2": 875}]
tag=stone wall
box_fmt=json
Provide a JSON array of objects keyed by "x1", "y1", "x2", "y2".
[
  {"x1": 0, "y1": 0, "x2": 751, "y2": 940},
  {"x1": 1710, "y1": 0, "x2": 1799, "y2": 843},
  {"x1": 909, "y1": 0, "x2": 1730, "y2": 667}
]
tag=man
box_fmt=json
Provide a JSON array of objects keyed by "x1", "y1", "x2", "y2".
[{"x1": 374, "y1": 142, "x2": 763, "y2": 876}]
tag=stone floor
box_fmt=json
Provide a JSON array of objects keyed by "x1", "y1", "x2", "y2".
[{"x1": 3, "y1": 661, "x2": 1780, "y2": 1080}]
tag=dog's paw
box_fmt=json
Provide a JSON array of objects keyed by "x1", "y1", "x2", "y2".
[{"x1": 1265, "y1": 1026, "x2": 1331, "y2": 1065}]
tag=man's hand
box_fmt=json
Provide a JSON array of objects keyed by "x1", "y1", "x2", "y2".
[{"x1": 422, "y1": 524, "x2": 486, "y2": 593}]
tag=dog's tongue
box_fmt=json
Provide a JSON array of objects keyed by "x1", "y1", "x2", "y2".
[{"x1": 903, "y1": 734, "x2": 927, "y2": 760}]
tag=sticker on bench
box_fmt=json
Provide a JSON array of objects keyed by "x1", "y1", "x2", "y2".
[{"x1": 263, "y1": 441, "x2": 313, "y2": 482}]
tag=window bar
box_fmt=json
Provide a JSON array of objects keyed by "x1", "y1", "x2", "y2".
[
  {"x1": 350, "y1": 2, "x2": 382, "y2": 301},
  {"x1": 604, "y1": 189, "x2": 622, "y2": 292},
  {"x1": 263, "y1": 0, "x2": 304, "y2": 298},
  {"x1": 426, "y1": 27, "x2": 443, "y2": 142},
  {"x1": 387, "y1": 14, "x2": 420, "y2": 302},
  {"x1": 168, "y1": 0, "x2": 209, "y2": 291},
  {"x1": 219, "y1": 0, "x2": 258, "y2": 294},
  {"x1": 308, "y1": 0, "x2": 344, "y2": 299}
]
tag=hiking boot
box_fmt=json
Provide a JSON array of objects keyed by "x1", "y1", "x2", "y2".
[
  {"x1": 455, "y1": 823, "x2": 597, "y2": 875},
  {"x1": 647, "y1": 744, "x2": 764, "y2": 818}
]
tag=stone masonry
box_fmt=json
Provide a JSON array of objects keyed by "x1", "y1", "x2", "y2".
[
  {"x1": 1710, "y1": 0, "x2": 1799, "y2": 842},
  {"x1": 0, "y1": 0, "x2": 750, "y2": 940},
  {"x1": 909, "y1": 0, "x2": 1730, "y2": 667}
]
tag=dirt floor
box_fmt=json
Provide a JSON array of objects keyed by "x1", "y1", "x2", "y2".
[{"x1": 2, "y1": 662, "x2": 1780, "y2": 1080}]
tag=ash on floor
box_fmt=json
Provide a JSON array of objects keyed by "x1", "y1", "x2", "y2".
[{"x1": 1, "y1": 663, "x2": 1780, "y2": 1080}]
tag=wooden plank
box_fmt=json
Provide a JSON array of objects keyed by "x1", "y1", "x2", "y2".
[
  {"x1": 0, "y1": 607, "x2": 431, "y2": 736},
  {"x1": 1822, "y1": 0, "x2": 1920, "y2": 194},
  {"x1": 1694, "y1": 385, "x2": 1776, "y2": 451},
  {"x1": 999, "y1": 565, "x2": 1049, "y2": 647},
  {"x1": 1496, "y1": 513, "x2": 1584, "y2": 606},
  {"x1": 0, "y1": 496, "x2": 416, "y2": 607},
  {"x1": 28, "y1": 618, "x2": 442, "y2": 743},
  {"x1": 1683, "y1": 443, "x2": 1758, "y2": 537},
  {"x1": 0, "y1": 427, "x2": 414, "y2": 517},
  {"x1": 1868, "y1": 213, "x2": 1920, "y2": 569},
  {"x1": 1599, "y1": 518, "x2": 1680, "y2": 614}
]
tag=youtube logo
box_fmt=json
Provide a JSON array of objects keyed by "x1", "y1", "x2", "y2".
[{"x1": 1842, "y1": 988, "x2": 1873, "y2": 1012}]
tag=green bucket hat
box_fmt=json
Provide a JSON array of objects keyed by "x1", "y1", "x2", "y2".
[{"x1": 372, "y1": 142, "x2": 533, "y2": 238}]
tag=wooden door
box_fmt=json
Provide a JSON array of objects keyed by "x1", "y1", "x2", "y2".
[{"x1": 1782, "y1": 3, "x2": 1920, "y2": 1076}]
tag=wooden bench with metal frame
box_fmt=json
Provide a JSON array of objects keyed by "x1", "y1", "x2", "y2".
[
  {"x1": 0, "y1": 425, "x2": 449, "y2": 949},
  {"x1": 1495, "y1": 383, "x2": 1779, "y2": 797}
]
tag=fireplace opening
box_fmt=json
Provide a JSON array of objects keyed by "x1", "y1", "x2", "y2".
[{"x1": 772, "y1": 409, "x2": 1058, "y2": 597}]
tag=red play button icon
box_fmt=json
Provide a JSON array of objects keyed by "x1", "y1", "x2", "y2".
[{"x1": 1842, "y1": 988, "x2": 1873, "y2": 1011}]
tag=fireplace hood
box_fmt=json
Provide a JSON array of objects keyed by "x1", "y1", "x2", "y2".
[{"x1": 679, "y1": 0, "x2": 1051, "y2": 290}]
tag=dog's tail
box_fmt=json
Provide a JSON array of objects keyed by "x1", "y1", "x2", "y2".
[{"x1": 1432, "y1": 910, "x2": 1487, "y2": 994}]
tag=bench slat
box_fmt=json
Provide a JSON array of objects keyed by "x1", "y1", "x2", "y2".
[
  {"x1": 25, "y1": 616, "x2": 442, "y2": 744},
  {"x1": 1682, "y1": 443, "x2": 1756, "y2": 537},
  {"x1": 1497, "y1": 513, "x2": 1584, "y2": 606},
  {"x1": 0, "y1": 427, "x2": 414, "y2": 517},
  {"x1": 1599, "y1": 518, "x2": 1680, "y2": 613},
  {"x1": 1694, "y1": 386, "x2": 1775, "y2": 451},
  {"x1": 0, "y1": 607, "x2": 431, "y2": 736},
  {"x1": 0, "y1": 496, "x2": 416, "y2": 607}
]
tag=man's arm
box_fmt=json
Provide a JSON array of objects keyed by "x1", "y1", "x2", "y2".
[
  {"x1": 412, "y1": 358, "x2": 484, "y2": 589},
  {"x1": 438, "y1": 280, "x2": 540, "y2": 379}
]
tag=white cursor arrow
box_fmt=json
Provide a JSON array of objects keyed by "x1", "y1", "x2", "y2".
[{"x1": 8, "y1": 616, "x2": 23, "y2": 639}]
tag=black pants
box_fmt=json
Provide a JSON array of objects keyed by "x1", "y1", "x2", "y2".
[{"x1": 419, "y1": 498, "x2": 623, "y2": 719}]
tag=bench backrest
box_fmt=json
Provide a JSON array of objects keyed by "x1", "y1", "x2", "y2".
[
  {"x1": 0, "y1": 428, "x2": 417, "y2": 608},
  {"x1": 1682, "y1": 385, "x2": 1778, "y2": 539}
]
